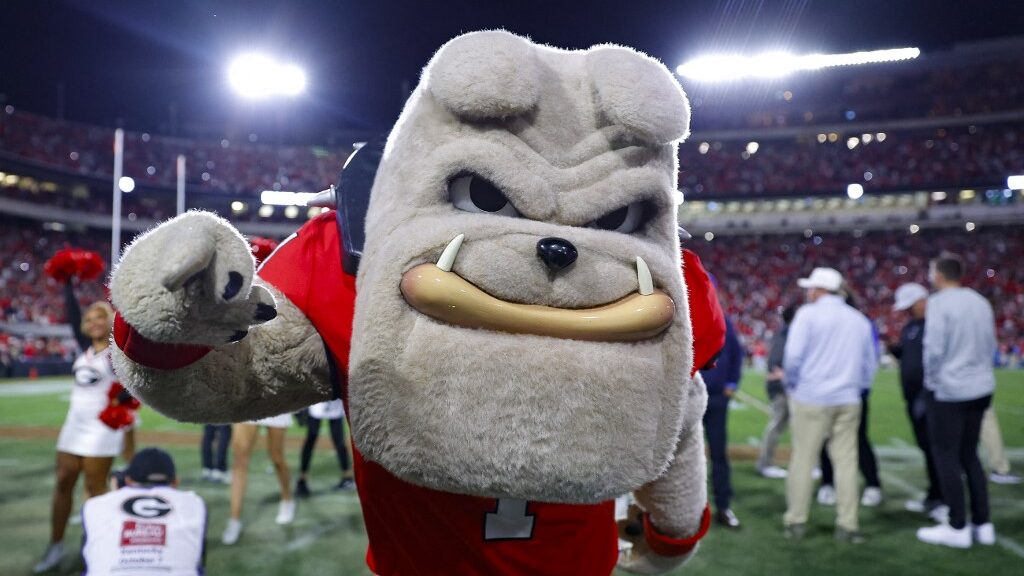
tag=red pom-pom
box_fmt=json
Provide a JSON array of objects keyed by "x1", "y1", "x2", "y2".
[
  {"x1": 74, "y1": 250, "x2": 105, "y2": 281},
  {"x1": 249, "y1": 237, "x2": 279, "y2": 266},
  {"x1": 99, "y1": 404, "x2": 136, "y2": 430},
  {"x1": 44, "y1": 248, "x2": 105, "y2": 282},
  {"x1": 44, "y1": 249, "x2": 77, "y2": 282}
]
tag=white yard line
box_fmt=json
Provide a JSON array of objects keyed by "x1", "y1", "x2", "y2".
[
  {"x1": 0, "y1": 380, "x2": 72, "y2": 397},
  {"x1": 735, "y1": 391, "x2": 771, "y2": 415},
  {"x1": 997, "y1": 535, "x2": 1024, "y2": 559}
]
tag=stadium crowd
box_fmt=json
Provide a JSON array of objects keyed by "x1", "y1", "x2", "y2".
[
  {"x1": 680, "y1": 123, "x2": 1024, "y2": 197},
  {"x1": 0, "y1": 107, "x2": 349, "y2": 197},
  {"x1": 689, "y1": 225, "x2": 1024, "y2": 365},
  {"x1": 0, "y1": 221, "x2": 109, "y2": 370}
]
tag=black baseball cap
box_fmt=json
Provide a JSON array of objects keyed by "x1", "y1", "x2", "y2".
[{"x1": 126, "y1": 447, "x2": 176, "y2": 485}]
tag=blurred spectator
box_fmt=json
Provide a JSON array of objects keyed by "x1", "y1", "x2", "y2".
[
  {"x1": 756, "y1": 304, "x2": 796, "y2": 479},
  {"x1": 782, "y1": 267, "x2": 877, "y2": 543}
]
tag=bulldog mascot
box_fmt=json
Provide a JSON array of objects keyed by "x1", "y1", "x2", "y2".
[{"x1": 110, "y1": 31, "x2": 725, "y2": 575}]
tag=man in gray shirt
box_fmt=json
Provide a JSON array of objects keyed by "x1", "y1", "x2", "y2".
[{"x1": 917, "y1": 252, "x2": 996, "y2": 549}]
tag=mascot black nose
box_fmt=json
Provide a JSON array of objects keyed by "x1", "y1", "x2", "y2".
[{"x1": 536, "y1": 237, "x2": 578, "y2": 274}]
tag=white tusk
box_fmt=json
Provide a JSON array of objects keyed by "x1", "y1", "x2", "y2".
[
  {"x1": 636, "y1": 256, "x2": 654, "y2": 296},
  {"x1": 436, "y1": 234, "x2": 465, "y2": 272}
]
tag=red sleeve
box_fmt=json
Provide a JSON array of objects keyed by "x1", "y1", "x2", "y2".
[
  {"x1": 257, "y1": 212, "x2": 357, "y2": 398},
  {"x1": 682, "y1": 249, "x2": 726, "y2": 376}
]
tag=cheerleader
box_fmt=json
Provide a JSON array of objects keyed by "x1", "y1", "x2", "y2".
[
  {"x1": 295, "y1": 400, "x2": 355, "y2": 497},
  {"x1": 221, "y1": 413, "x2": 296, "y2": 545},
  {"x1": 34, "y1": 283, "x2": 132, "y2": 573}
]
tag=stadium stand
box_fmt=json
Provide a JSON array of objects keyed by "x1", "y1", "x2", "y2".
[{"x1": 2, "y1": 38, "x2": 1024, "y2": 377}]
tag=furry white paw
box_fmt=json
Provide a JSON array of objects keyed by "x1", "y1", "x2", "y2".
[{"x1": 111, "y1": 211, "x2": 277, "y2": 347}]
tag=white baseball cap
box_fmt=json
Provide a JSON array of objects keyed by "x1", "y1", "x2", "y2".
[
  {"x1": 797, "y1": 267, "x2": 844, "y2": 292},
  {"x1": 893, "y1": 282, "x2": 928, "y2": 311}
]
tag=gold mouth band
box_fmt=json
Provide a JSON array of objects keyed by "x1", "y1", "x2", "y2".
[{"x1": 399, "y1": 262, "x2": 676, "y2": 343}]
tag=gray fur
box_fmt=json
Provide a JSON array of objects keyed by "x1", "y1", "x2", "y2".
[
  {"x1": 349, "y1": 31, "x2": 699, "y2": 506},
  {"x1": 109, "y1": 211, "x2": 331, "y2": 422}
]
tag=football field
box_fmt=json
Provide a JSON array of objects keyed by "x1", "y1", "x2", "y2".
[{"x1": 1, "y1": 369, "x2": 1021, "y2": 575}]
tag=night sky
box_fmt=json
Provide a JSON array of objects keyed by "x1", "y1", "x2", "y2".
[{"x1": 2, "y1": 0, "x2": 1022, "y2": 142}]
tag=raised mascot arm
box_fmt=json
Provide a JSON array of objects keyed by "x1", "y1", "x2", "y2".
[{"x1": 109, "y1": 211, "x2": 331, "y2": 423}]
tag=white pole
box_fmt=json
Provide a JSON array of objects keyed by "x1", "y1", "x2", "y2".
[
  {"x1": 176, "y1": 154, "x2": 186, "y2": 215},
  {"x1": 111, "y1": 128, "x2": 124, "y2": 266}
]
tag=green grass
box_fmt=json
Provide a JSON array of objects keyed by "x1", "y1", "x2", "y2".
[{"x1": 1, "y1": 370, "x2": 1022, "y2": 575}]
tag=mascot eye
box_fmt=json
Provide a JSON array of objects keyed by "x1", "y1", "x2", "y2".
[
  {"x1": 588, "y1": 202, "x2": 646, "y2": 233},
  {"x1": 449, "y1": 173, "x2": 520, "y2": 217}
]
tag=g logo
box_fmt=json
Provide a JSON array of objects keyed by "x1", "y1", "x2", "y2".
[
  {"x1": 122, "y1": 496, "x2": 172, "y2": 519},
  {"x1": 74, "y1": 367, "x2": 102, "y2": 387}
]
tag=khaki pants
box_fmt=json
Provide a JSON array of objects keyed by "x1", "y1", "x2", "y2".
[
  {"x1": 980, "y1": 407, "x2": 1010, "y2": 475},
  {"x1": 784, "y1": 399, "x2": 862, "y2": 531}
]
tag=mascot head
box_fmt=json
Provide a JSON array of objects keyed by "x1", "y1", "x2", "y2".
[{"x1": 348, "y1": 30, "x2": 695, "y2": 503}]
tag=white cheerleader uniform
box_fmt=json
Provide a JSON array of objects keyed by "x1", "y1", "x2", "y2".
[
  {"x1": 249, "y1": 412, "x2": 293, "y2": 429},
  {"x1": 308, "y1": 399, "x2": 345, "y2": 420},
  {"x1": 56, "y1": 346, "x2": 124, "y2": 457}
]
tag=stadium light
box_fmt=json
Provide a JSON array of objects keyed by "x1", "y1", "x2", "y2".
[
  {"x1": 676, "y1": 47, "x2": 920, "y2": 82},
  {"x1": 228, "y1": 54, "x2": 306, "y2": 99},
  {"x1": 1007, "y1": 175, "x2": 1024, "y2": 190},
  {"x1": 261, "y1": 190, "x2": 316, "y2": 206},
  {"x1": 847, "y1": 183, "x2": 864, "y2": 200},
  {"x1": 118, "y1": 176, "x2": 135, "y2": 193}
]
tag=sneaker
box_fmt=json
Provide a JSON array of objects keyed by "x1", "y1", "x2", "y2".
[
  {"x1": 835, "y1": 527, "x2": 867, "y2": 544},
  {"x1": 783, "y1": 524, "x2": 806, "y2": 540},
  {"x1": 972, "y1": 522, "x2": 996, "y2": 545},
  {"x1": 817, "y1": 485, "x2": 837, "y2": 506},
  {"x1": 928, "y1": 505, "x2": 950, "y2": 523},
  {"x1": 275, "y1": 499, "x2": 296, "y2": 525},
  {"x1": 759, "y1": 466, "x2": 788, "y2": 479},
  {"x1": 33, "y1": 542, "x2": 64, "y2": 573},
  {"x1": 917, "y1": 522, "x2": 971, "y2": 549},
  {"x1": 219, "y1": 470, "x2": 232, "y2": 485},
  {"x1": 201, "y1": 468, "x2": 214, "y2": 481},
  {"x1": 714, "y1": 508, "x2": 741, "y2": 530},
  {"x1": 989, "y1": 472, "x2": 1022, "y2": 485},
  {"x1": 334, "y1": 478, "x2": 356, "y2": 492},
  {"x1": 861, "y1": 487, "x2": 883, "y2": 507},
  {"x1": 296, "y1": 478, "x2": 311, "y2": 498},
  {"x1": 811, "y1": 467, "x2": 822, "y2": 480},
  {"x1": 222, "y1": 519, "x2": 243, "y2": 545},
  {"x1": 904, "y1": 499, "x2": 925, "y2": 513}
]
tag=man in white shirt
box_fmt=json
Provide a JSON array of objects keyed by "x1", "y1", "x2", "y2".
[
  {"x1": 782, "y1": 267, "x2": 877, "y2": 543},
  {"x1": 82, "y1": 448, "x2": 206, "y2": 575}
]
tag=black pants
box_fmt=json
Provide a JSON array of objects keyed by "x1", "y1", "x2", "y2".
[
  {"x1": 927, "y1": 394, "x2": 991, "y2": 529},
  {"x1": 201, "y1": 424, "x2": 231, "y2": 472},
  {"x1": 820, "y1": 394, "x2": 881, "y2": 489},
  {"x1": 703, "y1": 394, "x2": 732, "y2": 511},
  {"x1": 905, "y1": 397, "x2": 943, "y2": 503},
  {"x1": 300, "y1": 416, "x2": 350, "y2": 474}
]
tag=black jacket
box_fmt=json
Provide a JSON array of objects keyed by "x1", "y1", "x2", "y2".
[{"x1": 890, "y1": 318, "x2": 925, "y2": 401}]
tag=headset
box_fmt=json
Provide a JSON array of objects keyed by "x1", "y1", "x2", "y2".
[{"x1": 309, "y1": 134, "x2": 389, "y2": 276}]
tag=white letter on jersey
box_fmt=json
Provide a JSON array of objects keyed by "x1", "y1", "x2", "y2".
[{"x1": 484, "y1": 498, "x2": 534, "y2": 541}]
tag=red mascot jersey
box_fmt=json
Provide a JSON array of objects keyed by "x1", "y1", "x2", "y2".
[{"x1": 258, "y1": 213, "x2": 723, "y2": 576}]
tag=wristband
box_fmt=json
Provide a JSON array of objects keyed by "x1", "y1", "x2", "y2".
[
  {"x1": 113, "y1": 312, "x2": 213, "y2": 370},
  {"x1": 642, "y1": 504, "x2": 711, "y2": 557}
]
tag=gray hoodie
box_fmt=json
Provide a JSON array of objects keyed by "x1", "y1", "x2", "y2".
[{"x1": 923, "y1": 287, "x2": 997, "y2": 401}]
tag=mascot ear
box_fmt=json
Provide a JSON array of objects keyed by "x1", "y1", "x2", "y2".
[
  {"x1": 586, "y1": 45, "x2": 691, "y2": 144},
  {"x1": 425, "y1": 30, "x2": 540, "y2": 120}
]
